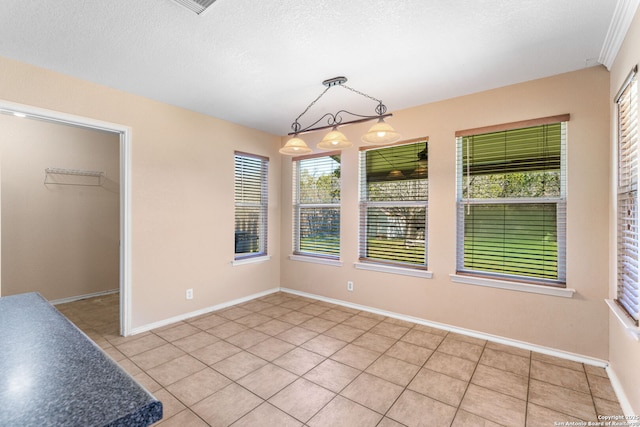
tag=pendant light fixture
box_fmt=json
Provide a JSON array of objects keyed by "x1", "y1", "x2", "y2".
[
  {"x1": 280, "y1": 76, "x2": 401, "y2": 155},
  {"x1": 278, "y1": 136, "x2": 312, "y2": 155},
  {"x1": 317, "y1": 127, "x2": 352, "y2": 150},
  {"x1": 361, "y1": 118, "x2": 402, "y2": 145},
  {"x1": 412, "y1": 141, "x2": 428, "y2": 177}
]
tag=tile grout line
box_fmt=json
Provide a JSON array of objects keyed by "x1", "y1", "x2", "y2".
[
  {"x1": 446, "y1": 338, "x2": 488, "y2": 427},
  {"x1": 381, "y1": 328, "x2": 448, "y2": 426}
]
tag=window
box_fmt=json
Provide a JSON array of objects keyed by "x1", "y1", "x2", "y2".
[
  {"x1": 293, "y1": 153, "x2": 341, "y2": 258},
  {"x1": 234, "y1": 152, "x2": 268, "y2": 259},
  {"x1": 616, "y1": 66, "x2": 639, "y2": 325},
  {"x1": 359, "y1": 140, "x2": 428, "y2": 268},
  {"x1": 456, "y1": 116, "x2": 568, "y2": 286}
]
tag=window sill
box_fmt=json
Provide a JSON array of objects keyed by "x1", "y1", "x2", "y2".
[
  {"x1": 449, "y1": 274, "x2": 575, "y2": 298},
  {"x1": 232, "y1": 255, "x2": 271, "y2": 266},
  {"x1": 288, "y1": 254, "x2": 343, "y2": 267},
  {"x1": 354, "y1": 262, "x2": 433, "y2": 278},
  {"x1": 605, "y1": 299, "x2": 640, "y2": 341}
]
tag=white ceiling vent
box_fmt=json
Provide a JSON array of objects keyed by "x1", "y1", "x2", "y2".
[{"x1": 171, "y1": 0, "x2": 217, "y2": 15}]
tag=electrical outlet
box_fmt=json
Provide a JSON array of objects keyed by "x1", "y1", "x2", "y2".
[
  {"x1": 347, "y1": 281, "x2": 354, "y2": 292},
  {"x1": 186, "y1": 289, "x2": 193, "y2": 300}
]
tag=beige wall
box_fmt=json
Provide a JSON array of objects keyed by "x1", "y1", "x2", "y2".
[
  {"x1": 281, "y1": 66, "x2": 611, "y2": 360},
  {"x1": 0, "y1": 55, "x2": 282, "y2": 329},
  {"x1": 608, "y1": 7, "x2": 640, "y2": 415},
  {"x1": 0, "y1": 116, "x2": 119, "y2": 300}
]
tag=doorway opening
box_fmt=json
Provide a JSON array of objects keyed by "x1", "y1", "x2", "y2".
[{"x1": 0, "y1": 100, "x2": 132, "y2": 336}]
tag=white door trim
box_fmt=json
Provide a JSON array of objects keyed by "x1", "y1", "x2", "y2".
[{"x1": 0, "y1": 99, "x2": 133, "y2": 336}]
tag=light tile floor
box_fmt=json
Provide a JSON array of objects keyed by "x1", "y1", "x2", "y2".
[{"x1": 56, "y1": 292, "x2": 624, "y2": 427}]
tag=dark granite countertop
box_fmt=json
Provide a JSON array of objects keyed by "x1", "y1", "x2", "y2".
[{"x1": 0, "y1": 292, "x2": 162, "y2": 426}]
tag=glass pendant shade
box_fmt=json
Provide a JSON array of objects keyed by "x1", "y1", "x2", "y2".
[
  {"x1": 412, "y1": 165, "x2": 427, "y2": 177},
  {"x1": 361, "y1": 119, "x2": 401, "y2": 145},
  {"x1": 387, "y1": 169, "x2": 405, "y2": 179},
  {"x1": 317, "y1": 128, "x2": 352, "y2": 150},
  {"x1": 279, "y1": 137, "x2": 312, "y2": 155}
]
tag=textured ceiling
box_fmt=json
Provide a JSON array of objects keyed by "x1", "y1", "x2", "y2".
[{"x1": 0, "y1": 0, "x2": 619, "y2": 135}]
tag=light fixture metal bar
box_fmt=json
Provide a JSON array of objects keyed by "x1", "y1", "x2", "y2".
[
  {"x1": 288, "y1": 113, "x2": 392, "y2": 136},
  {"x1": 290, "y1": 76, "x2": 392, "y2": 135}
]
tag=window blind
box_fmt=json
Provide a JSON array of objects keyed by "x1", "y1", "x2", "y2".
[
  {"x1": 293, "y1": 153, "x2": 341, "y2": 257},
  {"x1": 456, "y1": 121, "x2": 567, "y2": 285},
  {"x1": 234, "y1": 152, "x2": 268, "y2": 258},
  {"x1": 616, "y1": 66, "x2": 639, "y2": 324},
  {"x1": 359, "y1": 140, "x2": 428, "y2": 268}
]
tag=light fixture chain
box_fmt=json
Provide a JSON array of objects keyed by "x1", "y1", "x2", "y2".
[
  {"x1": 341, "y1": 84, "x2": 383, "y2": 104},
  {"x1": 341, "y1": 84, "x2": 387, "y2": 115},
  {"x1": 292, "y1": 86, "x2": 331, "y2": 133}
]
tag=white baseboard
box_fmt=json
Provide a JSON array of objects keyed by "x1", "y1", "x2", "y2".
[
  {"x1": 606, "y1": 365, "x2": 636, "y2": 417},
  {"x1": 280, "y1": 287, "x2": 609, "y2": 368},
  {"x1": 49, "y1": 288, "x2": 119, "y2": 305},
  {"x1": 129, "y1": 287, "x2": 280, "y2": 336}
]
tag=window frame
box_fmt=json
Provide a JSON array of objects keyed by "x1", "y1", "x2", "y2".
[
  {"x1": 454, "y1": 115, "x2": 569, "y2": 288},
  {"x1": 292, "y1": 151, "x2": 341, "y2": 260},
  {"x1": 615, "y1": 65, "x2": 640, "y2": 326},
  {"x1": 358, "y1": 139, "x2": 429, "y2": 272},
  {"x1": 234, "y1": 151, "x2": 269, "y2": 261}
]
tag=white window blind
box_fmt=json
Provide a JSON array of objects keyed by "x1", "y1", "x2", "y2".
[
  {"x1": 616, "y1": 66, "x2": 639, "y2": 325},
  {"x1": 234, "y1": 152, "x2": 268, "y2": 259},
  {"x1": 359, "y1": 140, "x2": 428, "y2": 268},
  {"x1": 456, "y1": 117, "x2": 568, "y2": 286},
  {"x1": 293, "y1": 153, "x2": 341, "y2": 258}
]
